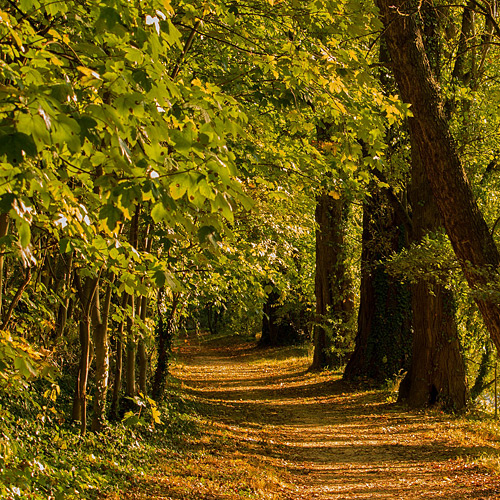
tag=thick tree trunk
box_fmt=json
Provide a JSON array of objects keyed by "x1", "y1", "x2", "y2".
[
  {"x1": 376, "y1": 0, "x2": 500, "y2": 354},
  {"x1": 399, "y1": 148, "x2": 468, "y2": 408},
  {"x1": 401, "y1": 281, "x2": 469, "y2": 408},
  {"x1": 344, "y1": 191, "x2": 412, "y2": 382},
  {"x1": 311, "y1": 193, "x2": 354, "y2": 371}
]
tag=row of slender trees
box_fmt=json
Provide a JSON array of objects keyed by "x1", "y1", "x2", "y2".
[{"x1": 1, "y1": 0, "x2": 395, "y2": 433}]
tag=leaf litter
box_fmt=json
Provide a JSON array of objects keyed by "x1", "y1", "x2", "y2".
[{"x1": 110, "y1": 335, "x2": 500, "y2": 499}]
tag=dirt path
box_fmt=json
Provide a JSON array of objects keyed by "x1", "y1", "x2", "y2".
[{"x1": 170, "y1": 336, "x2": 500, "y2": 500}]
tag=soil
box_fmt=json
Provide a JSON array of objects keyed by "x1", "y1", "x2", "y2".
[{"x1": 170, "y1": 335, "x2": 500, "y2": 500}]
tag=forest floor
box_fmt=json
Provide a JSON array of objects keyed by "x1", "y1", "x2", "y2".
[{"x1": 115, "y1": 334, "x2": 500, "y2": 499}]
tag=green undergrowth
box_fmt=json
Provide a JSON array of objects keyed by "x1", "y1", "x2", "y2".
[{"x1": 0, "y1": 381, "x2": 200, "y2": 500}]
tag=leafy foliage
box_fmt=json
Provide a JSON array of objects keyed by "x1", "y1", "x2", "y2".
[{"x1": 3, "y1": 0, "x2": 500, "y2": 494}]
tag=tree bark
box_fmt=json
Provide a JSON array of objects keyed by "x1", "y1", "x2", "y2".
[
  {"x1": 137, "y1": 294, "x2": 148, "y2": 395},
  {"x1": 0, "y1": 213, "x2": 9, "y2": 319},
  {"x1": 137, "y1": 223, "x2": 152, "y2": 395},
  {"x1": 110, "y1": 293, "x2": 128, "y2": 419},
  {"x1": 124, "y1": 206, "x2": 140, "y2": 398},
  {"x1": 91, "y1": 277, "x2": 114, "y2": 431},
  {"x1": 55, "y1": 252, "x2": 73, "y2": 339},
  {"x1": 376, "y1": 0, "x2": 500, "y2": 354},
  {"x1": 72, "y1": 272, "x2": 99, "y2": 434},
  {"x1": 152, "y1": 290, "x2": 178, "y2": 401},
  {"x1": 1, "y1": 267, "x2": 32, "y2": 331},
  {"x1": 398, "y1": 146, "x2": 469, "y2": 409},
  {"x1": 125, "y1": 294, "x2": 136, "y2": 398},
  {"x1": 311, "y1": 193, "x2": 354, "y2": 370},
  {"x1": 344, "y1": 190, "x2": 412, "y2": 382}
]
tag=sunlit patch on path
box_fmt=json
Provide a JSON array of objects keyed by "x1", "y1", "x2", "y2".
[{"x1": 170, "y1": 335, "x2": 500, "y2": 500}]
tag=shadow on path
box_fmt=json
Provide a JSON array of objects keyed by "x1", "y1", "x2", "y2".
[{"x1": 169, "y1": 336, "x2": 500, "y2": 500}]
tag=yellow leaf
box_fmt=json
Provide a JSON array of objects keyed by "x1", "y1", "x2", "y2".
[
  {"x1": 329, "y1": 191, "x2": 340, "y2": 199},
  {"x1": 10, "y1": 29, "x2": 24, "y2": 51},
  {"x1": 162, "y1": 0, "x2": 174, "y2": 14},
  {"x1": 0, "y1": 10, "x2": 11, "y2": 25},
  {"x1": 152, "y1": 407, "x2": 162, "y2": 424},
  {"x1": 77, "y1": 66, "x2": 100, "y2": 79}
]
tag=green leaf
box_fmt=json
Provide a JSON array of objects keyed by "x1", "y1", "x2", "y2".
[
  {"x1": 0, "y1": 133, "x2": 37, "y2": 164},
  {"x1": 52, "y1": 114, "x2": 81, "y2": 153},
  {"x1": 170, "y1": 130, "x2": 192, "y2": 157},
  {"x1": 77, "y1": 116, "x2": 99, "y2": 144},
  {"x1": 169, "y1": 179, "x2": 188, "y2": 200},
  {"x1": 99, "y1": 204, "x2": 122, "y2": 231},
  {"x1": 19, "y1": 0, "x2": 41, "y2": 11},
  {"x1": 18, "y1": 221, "x2": 31, "y2": 248},
  {"x1": 59, "y1": 238, "x2": 73, "y2": 254},
  {"x1": 161, "y1": 19, "x2": 182, "y2": 48},
  {"x1": 122, "y1": 411, "x2": 141, "y2": 427},
  {"x1": 211, "y1": 193, "x2": 234, "y2": 222},
  {"x1": 198, "y1": 225, "x2": 220, "y2": 246},
  {"x1": 124, "y1": 47, "x2": 144, "y2": 64},
  {"x1": 97, "y1": 7, "x2": 121, "y2": 30},
  {"x1": 197, "y1": 179, "x2": 216, "y2": 200},
  {"x1": 17, "y1": 112, "x2": 51, "y2": 148},
  {"x1": 153, "y1": 270, "x2": 166, "y2": 287},
  {"x1": 151, "y1": 203, "x2": 170, "y2": 223},
  {"x1": 14, "y1": 355, "x2": 37, "y2": 379},
  {"x1": 207, "y1": 159, "x2": 231, "y2": 184}
]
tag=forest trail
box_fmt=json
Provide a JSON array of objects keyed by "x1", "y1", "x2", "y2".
[{"x1": 129, "y1": 335, "x2": 500, "y2": 499}]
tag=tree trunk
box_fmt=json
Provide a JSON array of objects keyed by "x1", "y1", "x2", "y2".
[
  {"x1": 110, "y1": 293, "x2": 128, "y2": 419},
  {"x1": 0, "y1": 213, "x2": 9, "y2": 319},
  {"x1": 137, "y1": 224, "x2": 152, "y2": 395},
  {"x1": 124, "y1": 207, "x2": 140, "y2": 398},
  {"x1": 399, "y1": 147, "x2": 468, "y2": 408},
  {"x1": 91, "y1": 278, "x2": 114, "y2": 432},
  {"x1": 344, "y1": 190, "x2": 412, "y2": 382},
  {"x1": 1, "y1": 267, "x2": 32, "y2": 331},
  {"x1": 72, "y1": 273, "x2": 99, "y2": 434},
  {"x1": 55, "y1": 252, "x2": 73, "y2": 339},
  {"x1": 137, "y1": 294, "x2": 148, "y2": 395},
  {"x1": 376, "y1": 0, "x2": 500, "y2": 354},
  {"x1": 152, "y1": 290, "x2": 178, "y2": 401},
  {"x1": 125, "y1": 294, "x2": 136, "y2": 398},
  {"x1": 311, "y1": 192, "x2": 354, "y2": 371}
]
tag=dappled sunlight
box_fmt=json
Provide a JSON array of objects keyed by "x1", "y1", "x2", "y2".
[{"x1": 166, "y1": 335, "x2": 500, "y2": 499}]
